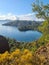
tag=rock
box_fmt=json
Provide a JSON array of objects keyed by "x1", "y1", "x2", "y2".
[
  {"x1": 35, "y1": 43, "x2": 49, "y2": 65},
  {"x1": 0, "y1": 35, "x2": 9, "y2": 53}
]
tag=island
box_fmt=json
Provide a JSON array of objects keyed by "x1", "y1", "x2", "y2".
[{"x1": 3, "y1": 20, "x2": 43, "y2": 31}]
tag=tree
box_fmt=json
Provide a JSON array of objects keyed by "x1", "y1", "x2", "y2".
[{"x1": 32, "y1": 0, "x2": 49, "y2": 22}]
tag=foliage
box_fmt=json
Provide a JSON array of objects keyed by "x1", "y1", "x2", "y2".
[
  {"x1": 32, "y1": 0, "x2": 49, "y2": 22},
  {"x1": 37, "y1": 21, "x2": 49, "y2": 45},
  {"x1": 0, "y1": 43, "x2": 49, "y2": 65},
  {"x1": 0, "y1": 49, "x2": 33, "y2": 65}
]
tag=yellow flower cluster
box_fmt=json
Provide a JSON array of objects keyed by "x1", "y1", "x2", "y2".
[
  {"x1": 0, "y1": 49, "x2": 33, "y2": 65},
  {"x1": 0, "y1": 48, "x2": 48, "y2": 65}
]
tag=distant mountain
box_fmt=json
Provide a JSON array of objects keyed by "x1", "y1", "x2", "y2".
[
  {"x1": 0, "y1": 20, "x2": 12, "y2": 25},
  {"x1": 3, "y1": 20, "x2": 43, "y2": 31},
  {"x1": 0, "y1": 20, "x2": 13, "y2": 22}
]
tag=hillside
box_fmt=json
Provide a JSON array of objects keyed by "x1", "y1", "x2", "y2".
[
  {"x1": 34, "y1": 43, "x2": 49, "y2": 65},
  {"x1": 0, "y1": 42, "x2": 49, "y2": 65},
  {"x1": 3, "y1": 20, "x2": 42, "y2": 31}
]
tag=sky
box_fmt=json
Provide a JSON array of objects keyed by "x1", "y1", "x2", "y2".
[{"x1": 0, "y1": 0, "x2": 49, "y2": 20}]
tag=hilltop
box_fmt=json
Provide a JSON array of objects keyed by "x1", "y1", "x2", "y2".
[{"x1": 3, "y1": 20, "x2": 43, "y2": 31}]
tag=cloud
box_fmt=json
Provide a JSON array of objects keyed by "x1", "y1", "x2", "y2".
[
  {"x1": 0, "y1": 13, "x2": 44, "y2": 21},
  {"x1": 0, "y1": 13, "x2": 17, "y2": 20},
  {"x1": 18, "y1": 13, "x2": 44, "y2": 21},
  {"x1": 17, "y1": 13, "x2": 35, "y2": 20}
]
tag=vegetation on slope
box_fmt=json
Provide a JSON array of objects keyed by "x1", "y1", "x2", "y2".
[
  {"x1": 0, "y1": 43, "x2": 49, "y2": 65},
  {"x1": 0, "y1": 0, "x2": 49, "y2": 65}
]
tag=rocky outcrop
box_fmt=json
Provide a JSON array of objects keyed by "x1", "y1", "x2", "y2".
[
  {"x1": 35, "y1": 43, "x2": 49, "y2": 65},
  {"x1": 0, "y1": 35, "x2": 9, "y2": 53}
]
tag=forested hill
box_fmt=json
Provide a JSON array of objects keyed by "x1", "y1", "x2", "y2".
[{"x1": 3, "y1": 20, "x2": 43, "y2": 31}]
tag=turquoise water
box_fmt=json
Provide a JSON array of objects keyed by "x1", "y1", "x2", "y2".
[{"x1": 0, "y1": 21, "x2": 42, "y2": 42}]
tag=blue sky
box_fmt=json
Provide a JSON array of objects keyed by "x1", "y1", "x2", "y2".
[
  {"x1": 0, "y1": 0, "x2": 49, "y2": 15},
  {"x1": 0, "y1": 0, "x2": 33, "y2": 15},
  {"x1": 0, "y1": 0, "x2": 49, "y2": 20}
]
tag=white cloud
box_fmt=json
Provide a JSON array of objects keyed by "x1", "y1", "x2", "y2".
[
  {"x1": 17, "y1": 13, "x2": 34, "y2": 20},
  {"x1": 0, "y1": 13, "x2": 17, "y2": 20},
  {"x1": 0, "y1": 13, "x2": 44, "y2": 21},
  {"x1": 17, "y1": 13, "x2": 44, "y2": 21}
]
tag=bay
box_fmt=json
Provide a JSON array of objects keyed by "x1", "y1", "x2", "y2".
[{"x1": 0, "y1": 21, "x2": 42, "y2": 42}]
